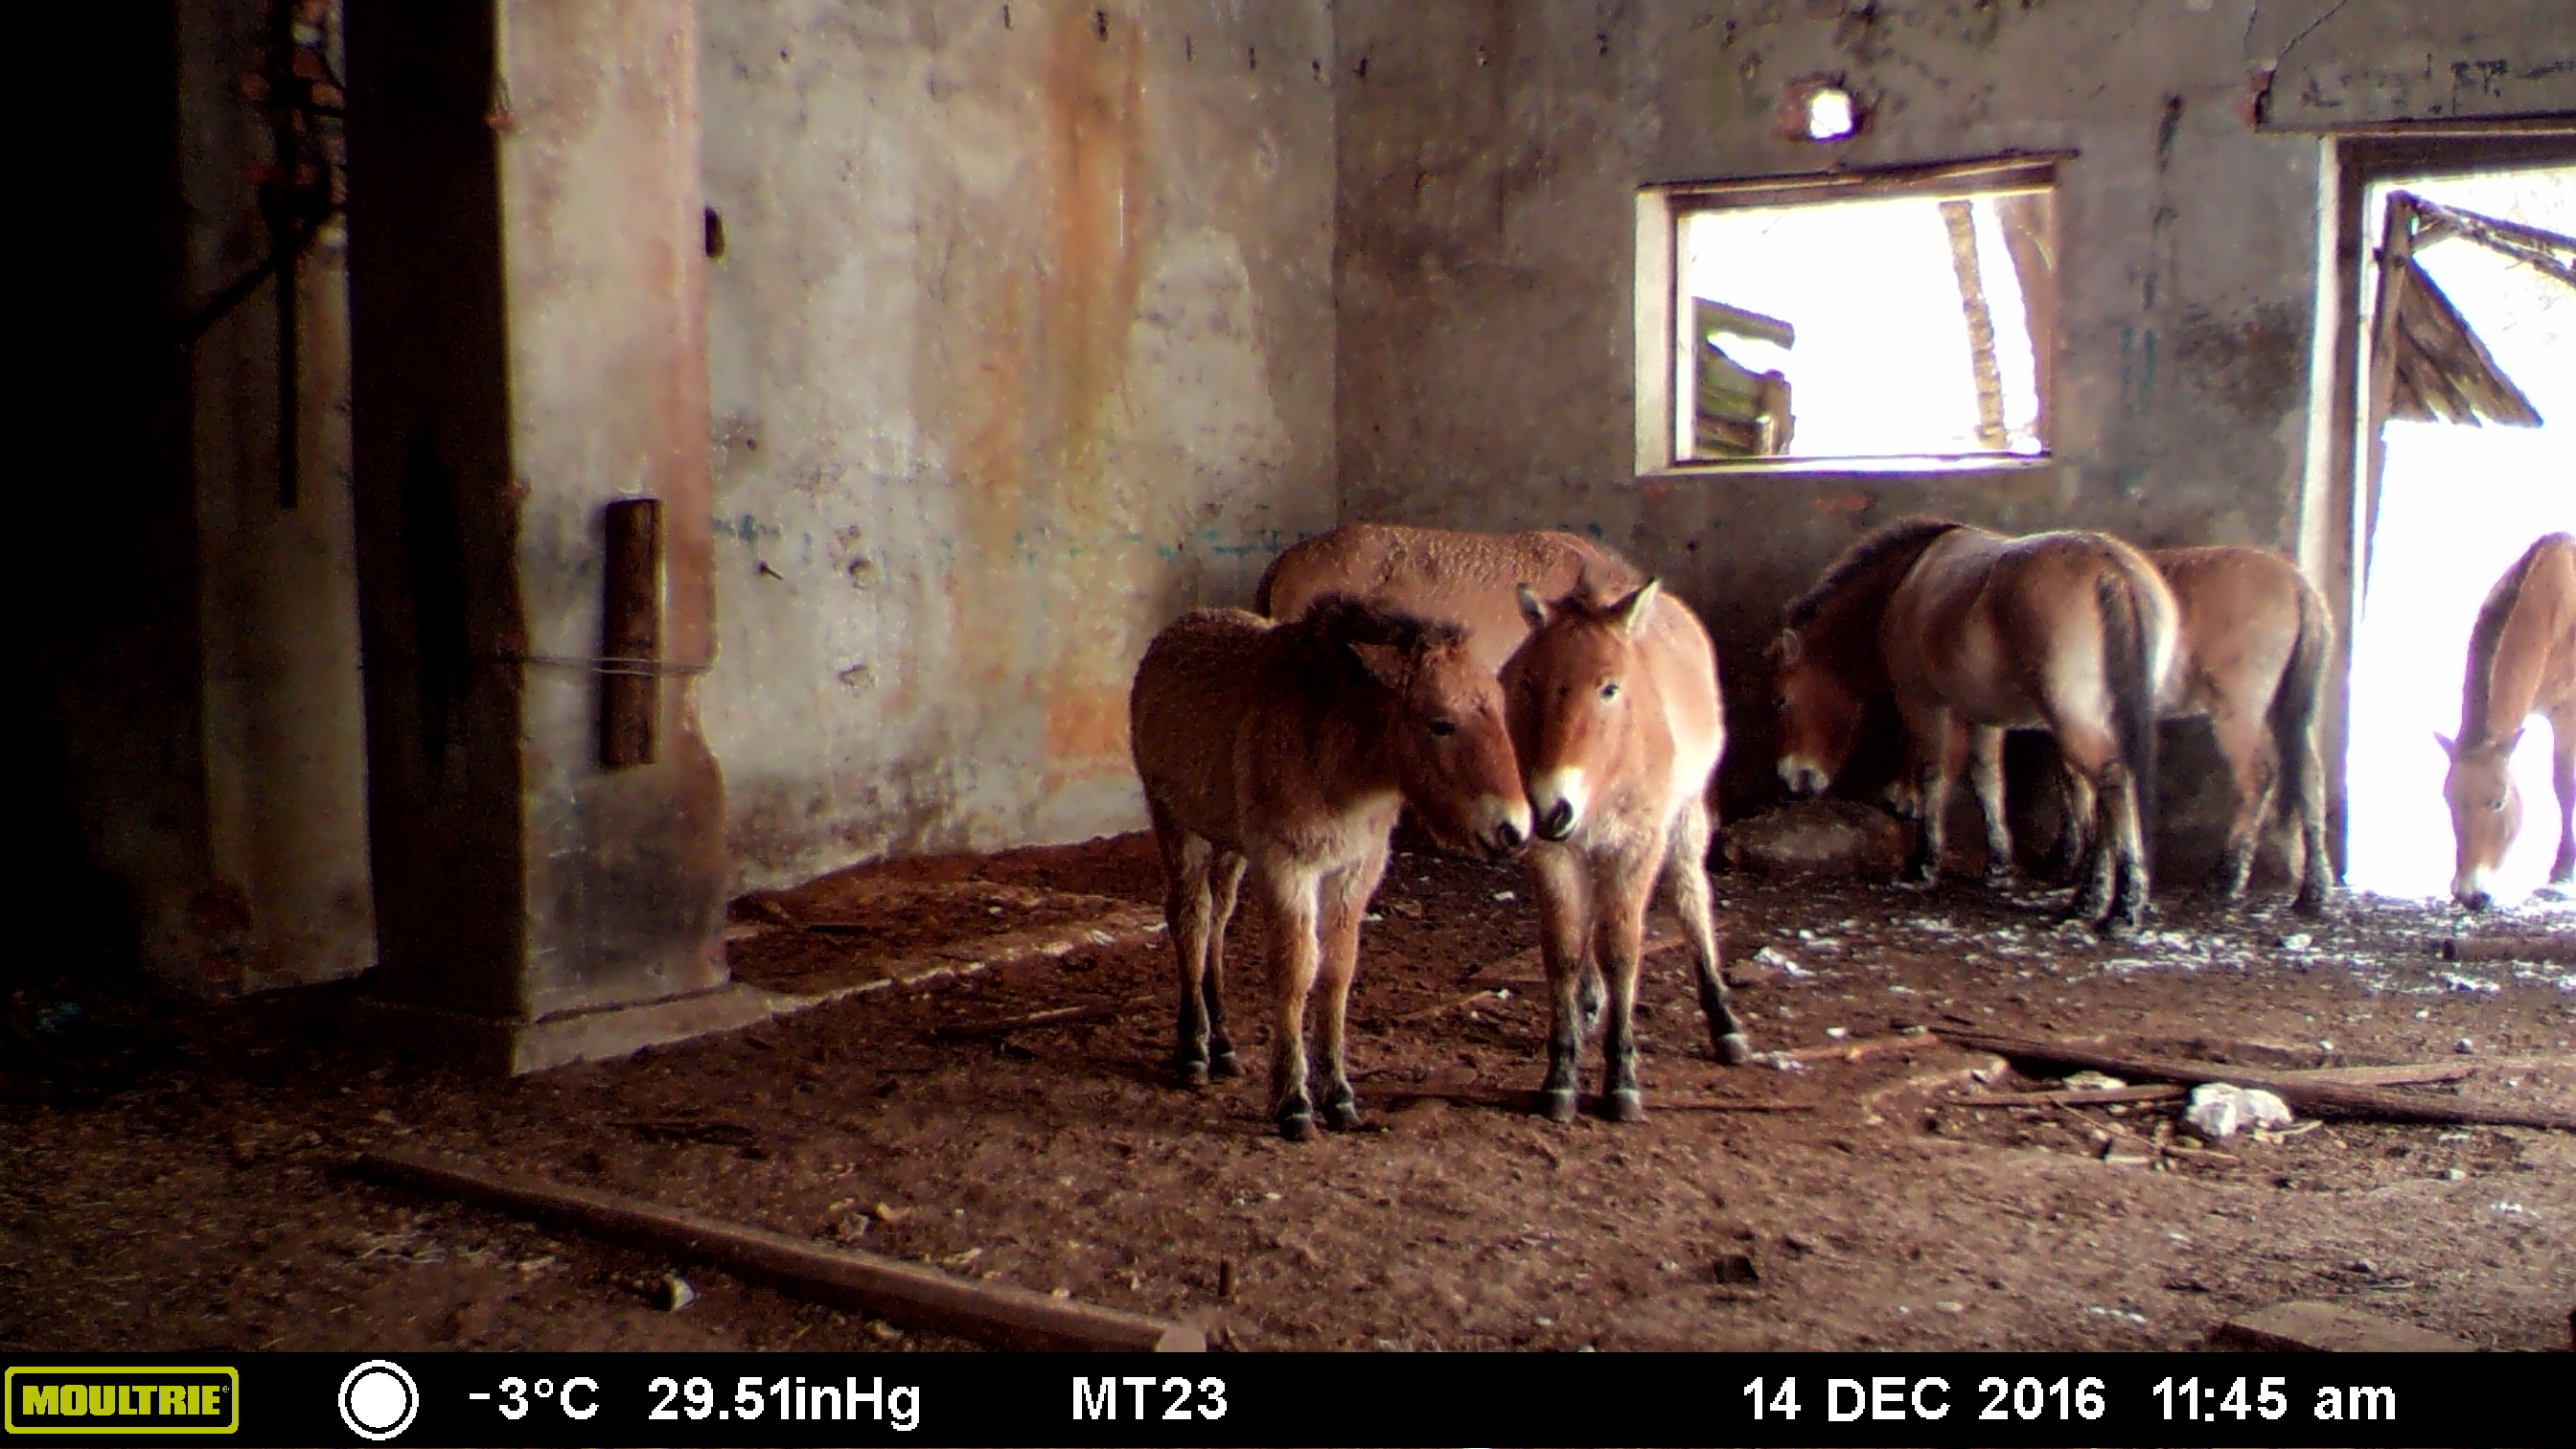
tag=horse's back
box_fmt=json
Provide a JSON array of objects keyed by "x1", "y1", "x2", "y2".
[
  {"x1": 1131, "y1": 608, "x2": 1273, "y2": 845},
  {"x1": 2150, "y1": 545, "x2": 2313, "y2": 713},
  {"x1": 1889, "y1": 526, "x2": 2178, "y2": 725},
  {"x1": 1643, "y1": 590, "x2": 1727, "y2": 796},
  {"x1": 1261, "y1": 522, "x2": 1642, "y2": 672}
]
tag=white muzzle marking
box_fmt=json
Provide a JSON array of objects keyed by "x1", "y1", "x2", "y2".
[{"x1": 1531, "y1": 766, "x2": 1589, "y2": 840}]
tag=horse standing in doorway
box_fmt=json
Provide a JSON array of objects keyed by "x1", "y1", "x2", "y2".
[
  {"x1": 1130, "y1": 597, "x2": 1530, "y2": 1140},
  {"x1": 1771, "y1": 518, "x2": 2177, "y2": 933},
  {"x1": 1507, "y1": 578, "x2": 1751, "y2": 1122},
  {"x1": 2440, "y1": 532, "x2": 2576, "y2": 910}
]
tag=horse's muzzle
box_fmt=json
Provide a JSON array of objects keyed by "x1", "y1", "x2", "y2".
[
  {"x1": 1537, "y1": 799, "x2": 1577, "y2": 842},
  {"x1": 1780, "y1": 760, "x2": 1829, "y2": 798}
]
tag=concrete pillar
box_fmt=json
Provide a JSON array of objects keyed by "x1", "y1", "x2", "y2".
[{"x1": 347, "y1": 0, "x2": 751, "y2": 1071}]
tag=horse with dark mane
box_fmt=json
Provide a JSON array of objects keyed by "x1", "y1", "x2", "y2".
[
  {"x1": 1130, "y1": 595, "x2": 1530, "y2": 1139},
  {"x1": 1771, "y1": 518, "x2": 2177, "y2": 933},
  {"x1": 2440, "y1": 533, "x2": 2576, "y2": 910}
]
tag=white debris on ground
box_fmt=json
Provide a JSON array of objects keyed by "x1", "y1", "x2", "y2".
[
  {"x1": 1753, "y1": 946, "x2": 1816, "y2": 978},
  {"x1": 2183, "y1": 1083, "x2": 2295, "y2": 1140}
]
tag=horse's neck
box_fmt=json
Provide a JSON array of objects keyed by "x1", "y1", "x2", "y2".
[{"x1": 2468, "y1": 551, "x2": 2573, "y2": 745}]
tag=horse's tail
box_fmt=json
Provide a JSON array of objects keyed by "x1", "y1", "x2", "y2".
[
  {"x1": 2269, "y1": 570, "x2": 2334, "y2": 840},
  {"x1": 2097, "y1": 569, "x2": 2160, "y2": 854}
]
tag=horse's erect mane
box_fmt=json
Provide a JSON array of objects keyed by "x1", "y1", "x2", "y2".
[
  {"x1": 1782, "y1": 517, "x2": 1965, "y2": 627},
  {"x1": 1274, "y1": 592, "x2": 1469, "y2": 684},
  {"x1": 2464, "y1": 532, "x2": 2575, "y2": 742}
]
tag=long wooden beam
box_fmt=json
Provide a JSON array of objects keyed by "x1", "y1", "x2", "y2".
[{"x1": 355, "y1": 1148, "x2": 1204, "y2": 1352}]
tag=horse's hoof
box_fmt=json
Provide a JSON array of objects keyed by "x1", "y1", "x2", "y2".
[
  {"x1": 1714, "y1": 1032, "x2": 1754, "y2": 1066},
  {"x1": 1208, "y1": 1049, "x2": 1241, "y2": 1080},
  {"x1": 2291, "y1": 888, "x2": 2328, "y2": 919},
  {"x1": 1534, "y1": 1088, "x2": 1578, "y2": 1123},
  {"x1": 1322, "y1": 1097, "x2": 1364, "y2": 1133},
  {"x1": 1172, "y1": 1060, "x2": 1210, "y2": 1090},
  {"x1": 1896, "y1": 869, "x2": 1938, "y2": 892},
  {"x1": 1276, "y1": 1112, "x2": 1316, "y2": 1143},
  {"x1": 2096, "y1": 911, "x2": 2144, "y2": 939},
  {"x1": 1599, "y1": 1088, "x2": 1645, "y2": 1123}
]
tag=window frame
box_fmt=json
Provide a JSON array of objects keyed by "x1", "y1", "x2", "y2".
[{"x1": 1635, "y1": 152, "x2": 2073, "y2": 478}]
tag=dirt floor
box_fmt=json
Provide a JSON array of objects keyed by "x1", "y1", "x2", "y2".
[{"x1": 6, "y1": 833, "x2": 2574, "y2": 1354}]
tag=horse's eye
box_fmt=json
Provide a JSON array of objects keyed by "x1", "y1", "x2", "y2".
[
  {"x1": 1428, "y1": 719, "x2": 1457, "y2": 738},
  {"x1": 1599, "y1": 682, "x2": 1621, "y2": 702},
  {"x1": 2490, "y1": 796, "x2": 2508, "y2": 813}
]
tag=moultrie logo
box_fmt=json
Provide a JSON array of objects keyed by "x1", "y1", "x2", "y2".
[{"x1": 6, "y1": 1367, "x2": 240, "y2": 1435}]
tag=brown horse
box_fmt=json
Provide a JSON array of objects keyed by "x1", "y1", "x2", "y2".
[
  {"x1": 1771, "y1": 518, "x2": 2176, "y2": 932},
  {"x1": 1258, "y1": 522, "x2": 1643, "y2": 674},
  {"x1": 1130, "y1": 596, "x2": 1530, "y2": 1140},
  {"x1": 1972, "y1": 547, "x2": 2336, "y2": 914},
  {"x1": 1507, "y1": 578, "x2": 1751, "y2": 1123},
  {"x1": 2439, "y1": 532, "x2": 2576, "y2": 910}
]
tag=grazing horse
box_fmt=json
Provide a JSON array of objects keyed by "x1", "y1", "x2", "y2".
[
  {"x1": 2439, "y1": 533, "x2": 2576, "y2": 910},
  {"x1": 1507, "y1": 579, "x2": 1752, "y2": 1123},
  {"x1": 1916, "y1": 547, "x2": 2335, "y2": 914},
  {"x1": 1771, "y1": 518, "x2": 2176, "y2": 932},
  {"x1": 1129, "y1": 596, "x2": 1530, "y2": 1140}
]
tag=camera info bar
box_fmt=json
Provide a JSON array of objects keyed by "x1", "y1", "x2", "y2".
[{"x1": 0, "y1": 1351, "x2": 2550, "y2": 1447}]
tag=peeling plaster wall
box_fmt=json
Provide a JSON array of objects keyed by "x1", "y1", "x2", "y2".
[
  {"x1": 1331, "y1": 0, "x2": 2575, "y2": 852},
  {"x1": 702, "y1": 1, "x2": 1338, "y2": 888}
]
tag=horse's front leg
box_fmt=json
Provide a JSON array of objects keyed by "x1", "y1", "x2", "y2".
[
  {"x1": 1529, "y1": 843, "x2": 1592, "y2": 1122},
  {"x1": 1898, "y1": 706, "x2": 1960, "y2": 889},
  {"x1": 1666, "y1": 797, "x2": 1751, "y2": 1064},
  {"x1": 1203, "y1": 852, "x2": 1248, "y2": 1078},
  {"x1": 2551, "y1": 711, "x2": 2576, "y2": 886},
  {"x1": 1593, "y1": 839, "x2": 1666, "y2": 1123},
  {"x1": 1314, "y1": 840, "x2": 1392, "y2": 1133},
  {"x1": 1255, "y1": 858, "x2": 1325, "y2": 1141},
  {"x1": 1968, "y1": 724, "x2": 2017, "y2": 888}
]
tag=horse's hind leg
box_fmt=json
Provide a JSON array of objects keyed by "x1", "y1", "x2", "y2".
[
  {"x1": 1314, "y1": 840, "x2": 1391, "y2": 1133},
  {"x1": 1530, "y1": 843, "x2": 1593, "y2": 1123},
  {"x1": 1968, "y1": 725, "x2": 2017, "y2": 888},
  {"x1": 1667, "y1": 797, "x2": 1751, "y2": 1066},
  {"x1": 1591, "y1": 839, "x2": 1665, "y2": 1123},
  {"x1": 2049, "y1": 760, "x2": 2098, "y2": 885},
  {"x1": 2207, "y1": 708, "x2": 2275, "y2": 903},
  {"x1": 1152, "y1": 802, "x2": 1218, "y2": 1088},
  {"x1": 1203, "y1": 852, "x2": 1248, "y2": 1077}
]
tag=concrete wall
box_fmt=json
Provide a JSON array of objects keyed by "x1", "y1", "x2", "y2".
[
  {"x1": 700, "y1": 0, "x2": 1340, "y2": 889},
  {"x1": 1330, "y1": 0, "x2": 2576, "y2": 851}
]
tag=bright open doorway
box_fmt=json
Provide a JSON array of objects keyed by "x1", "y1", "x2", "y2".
[{"x1": 2342, "y1": 163, "x2": 2576, "y2": 906}]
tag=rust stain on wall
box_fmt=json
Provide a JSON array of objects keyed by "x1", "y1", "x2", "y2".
[
  {"x1": 1042, "y1": 680, "x2": 1133, "y2": 792},
  {"x1": 1039, "y1": 2, "x2": 1152, "y2": 493}
]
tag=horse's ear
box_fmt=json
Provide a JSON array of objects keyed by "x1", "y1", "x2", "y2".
[
  {"x1": 1351, "y1": 640, "x2": 1409, "y2": 687},
  {"x1": 1772, "y1": 630, "x2": 1802, "y2": 667},
  {"x1": 1516, "y1": 583, "x2": 1550, "y2": 632},
  {"x1": 2434, "y1": 731, "x2": 2458, "y2": 761},
  {"x1": 1610, "y1": 578, "x2": 1662, "y2": 635}
]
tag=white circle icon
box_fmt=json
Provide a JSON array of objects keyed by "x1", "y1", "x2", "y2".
[{"x1": 337, "y1": 1360, "x2": 419, "y2": 1441}]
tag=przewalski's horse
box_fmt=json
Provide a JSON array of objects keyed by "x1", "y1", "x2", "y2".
[
  {"x1": 2440, "y1": 532, "x2": 2576, "y2": 910},
  {"x1": 1771, "y1": 518, "x2": 2177, "y2": 933},
  {"x1": 1507, "y1": 579, "x2": 1752, "y2": 1123},
  {"x1": 1258, "y1": 521, "x2": 1644, "y2": 674},
  {"x1": 1129, "y1": 597, "x2": 1530, "y2": 1140},
  {"x1": 2053, "y1": 547, "x2": 2335, "y2": 914}
]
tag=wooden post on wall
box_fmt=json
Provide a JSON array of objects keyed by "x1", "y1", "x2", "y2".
[{"x1": 600, "y1": 497, "x2": 661, "y2": 769}]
